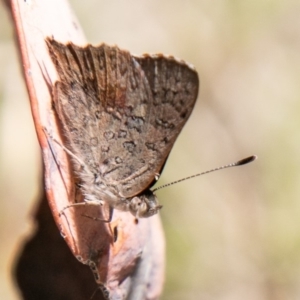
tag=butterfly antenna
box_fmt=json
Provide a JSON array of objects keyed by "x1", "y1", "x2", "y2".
[{"x1": 153, "y1": 155, "x2": 257, "y2": 192}]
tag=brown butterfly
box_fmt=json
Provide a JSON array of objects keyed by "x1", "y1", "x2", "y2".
[{"x1": 46, "y1": 38, "x2": 199, "y2": 220}]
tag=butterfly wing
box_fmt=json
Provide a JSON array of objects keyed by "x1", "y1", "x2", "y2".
[
  {"x1": 134, "y1": 54, "x2": 199, "y2": 180},
  {"x1": 47, "y1": 39, "x2": 199, "y2": 201}
]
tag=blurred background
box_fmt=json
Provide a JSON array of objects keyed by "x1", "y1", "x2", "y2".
[{"x1": 1, "y1": 0, "x2": 300, "y2": 299}]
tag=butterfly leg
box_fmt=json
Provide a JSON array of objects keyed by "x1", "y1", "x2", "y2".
[
  {"x1": 43, "y1": 127, "x2": 114, "y2": 222},
  {"x1": 58, "y1": 200, "x2": 100, "y2": 214},
  {"x1": 82, "y1": 206, "x2": 114, "y2": 223},
  {"x1": 43, "y1": 126, "x2": 87, "y2": 169}
]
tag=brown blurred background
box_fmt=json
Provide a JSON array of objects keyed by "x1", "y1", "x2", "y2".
[{"x1": 1, "y1": 0, "x2": 300, "y2": 299}]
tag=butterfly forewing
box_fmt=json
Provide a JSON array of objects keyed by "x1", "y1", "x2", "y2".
[{"x1": 134, "y1": 54, "x2": 199, "y2": 173}]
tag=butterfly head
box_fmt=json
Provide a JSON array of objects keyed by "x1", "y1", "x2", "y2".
[{"x1": 129, "y1": 190, "x2": 162, "y2": 218}]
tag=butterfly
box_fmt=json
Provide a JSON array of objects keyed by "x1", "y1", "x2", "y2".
[{"x1": 46, "y1": 38, "x2": 199, "y2": 219}]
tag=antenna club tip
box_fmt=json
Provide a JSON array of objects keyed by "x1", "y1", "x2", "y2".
[{"x1": 237, "y1": 155, "x2": 258, "y2": 166}]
